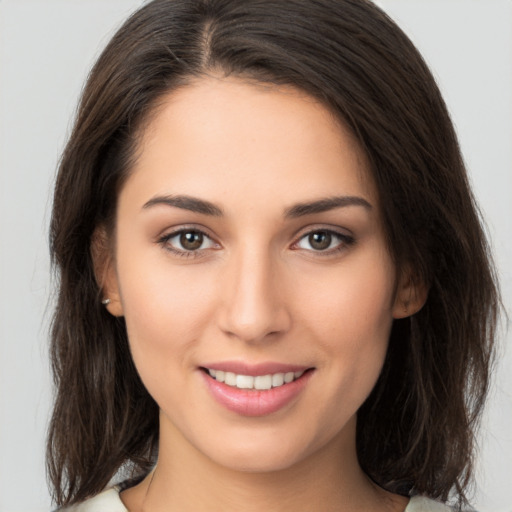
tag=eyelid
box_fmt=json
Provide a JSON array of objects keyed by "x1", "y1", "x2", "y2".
[
  {"x1": 156, "y1": 223, "x2": 218, "y2": 243},
  {"x1": 291, "y1": 223, "x2": 354, "y2": 241}
]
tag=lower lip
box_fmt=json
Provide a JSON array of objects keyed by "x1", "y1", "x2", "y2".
[{"x1": 201, "y1": 370, "x2": 313, "y2": 417}]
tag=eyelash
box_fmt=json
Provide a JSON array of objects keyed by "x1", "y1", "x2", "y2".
[{"x1": 157, "y1": 227, "x2": 355, "y2": 259}]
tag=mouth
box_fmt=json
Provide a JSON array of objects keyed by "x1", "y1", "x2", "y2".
[
  {"x1": 201, "y1": 367, "x2": 309, "y2": 391},
  {"x1": 199, "y1": 362, "x2": 315, "y2": 416}
]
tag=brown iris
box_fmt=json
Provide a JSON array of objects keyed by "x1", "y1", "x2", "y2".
[
  {"x1": 308, "y1": 231, "x2": 332, "y2": 250},
  {"x1": 180, "y1": 231, "x2": 204, "y2": 250}
]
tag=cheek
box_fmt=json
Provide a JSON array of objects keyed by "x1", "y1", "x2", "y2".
[
  {"x1": 295, "y1": 249, "x2": 396, "y2": 387},
  {"x1": 115, "y1": 253, "x2": 218, "y2": 379},
  {"x1": 300, "y1": 253, "x2": 395, "y2": 340}
]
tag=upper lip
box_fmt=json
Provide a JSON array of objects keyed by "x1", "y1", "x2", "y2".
[{"x1": 201, "y1": 361, "x2": 313, "y2": 376}]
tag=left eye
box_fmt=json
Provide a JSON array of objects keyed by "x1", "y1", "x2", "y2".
[
  {"x1": 164, "y1": 230, "x2": 216, "y2": 252},
  {"x1": 295, "y1": 230, "x2": 351, "y2": 252}
]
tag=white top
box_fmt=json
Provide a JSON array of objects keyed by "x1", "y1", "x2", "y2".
[{"x1": 62, "y1": 486, "x2": 453, "y2": 511}]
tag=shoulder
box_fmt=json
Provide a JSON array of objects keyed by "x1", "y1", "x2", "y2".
[
  {"x1": 406, "y1": 495, "x2": 453, "y2": 512},
  {"x1": 57, "y1": 487, "x2": 127, "y2": 512}
]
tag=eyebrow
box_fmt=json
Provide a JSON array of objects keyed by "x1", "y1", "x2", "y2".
[
  {"x1": 142, "y1": 195, "x2": 223, "y2": 216},
  {"x1": 284, "y1": 196, "x2": 372, "y2": 218},
  {"x1": 142, "y1": 194, "x2": 372, "y2": 218}
]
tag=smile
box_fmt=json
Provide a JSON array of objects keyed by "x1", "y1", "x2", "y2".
[
  {"x1": 201, "y1": 365, "x2": 314, "y2": 416},
  {"x1": 206, "y1": 368, "x2": 306, "y2": 390}
]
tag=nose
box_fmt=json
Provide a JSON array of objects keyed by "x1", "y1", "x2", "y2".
[{"x1": 217, "y1": 245, "x2": 291, "y2": 344}]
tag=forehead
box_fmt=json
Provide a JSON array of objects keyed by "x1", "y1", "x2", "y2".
[{"x1": 127, "y1": 76, "x2": 376, "y2": 211}]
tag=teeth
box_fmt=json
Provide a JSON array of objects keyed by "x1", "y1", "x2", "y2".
[
  {"x1": 236, "y1": 375, "x2": 254, "y2": 389},
  {"x1": 207, "y1": 369, "x2": 305, "y2": 390},
  {"x1": 254, "y1": 375, "x2": 272, "y2": 390},
  {"x1": 271, "y1": 373, "x2": 284, "y2": 387},
  {"x1": 225, "y1": 372, "x2": 236, "y2": 386}
]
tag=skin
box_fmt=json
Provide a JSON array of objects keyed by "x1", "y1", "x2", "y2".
[{"x1": 97, "y1": 76, "x2": 424, "y2": 512}]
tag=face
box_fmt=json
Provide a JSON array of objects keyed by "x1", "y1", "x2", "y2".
[{"x1": 101, "y1": 76, "x2": 414, "y2": 473}]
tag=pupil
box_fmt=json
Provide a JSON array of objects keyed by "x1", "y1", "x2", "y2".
[
  {"x1": 180, "y1": 231, "x2": 203, "y2": 250},
  {"x1": 309, "y1": 231, "x2": 331, "y2": 250}
]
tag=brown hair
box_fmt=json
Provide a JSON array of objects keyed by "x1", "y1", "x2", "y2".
[{"x1": 48, "y1": 0, "x2": 500, "y2": 508}]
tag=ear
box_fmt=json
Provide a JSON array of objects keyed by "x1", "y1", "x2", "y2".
[
  {"x1": 392, "y1": 268, "x2": 429, "y2": 319},
  {"x1": 91, "y1": 226, "x2": 124, "y2": 317}
]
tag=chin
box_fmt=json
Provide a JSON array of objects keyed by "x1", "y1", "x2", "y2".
[
  {"x1": 209, "y1": 444, "x2": 308, "y2": 474},
  {"x1": 189, "y1": 421, "x2": 338, "y2": 475}
]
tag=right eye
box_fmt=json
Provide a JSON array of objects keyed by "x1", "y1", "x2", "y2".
[{"x1": 158, "y1": 229, "x2": 218, "y2": 256}]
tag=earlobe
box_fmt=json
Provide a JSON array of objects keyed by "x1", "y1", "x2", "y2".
[
  {"x1": 392, "y1": 269, "x2": 429, "y2": 319},
  {"x1": 91, "y1": 226, "x2": 124, "y2": 317}
]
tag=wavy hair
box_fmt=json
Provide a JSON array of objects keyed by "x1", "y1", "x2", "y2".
[{"x1": 48, "y1": 0, "x2": 500, "y2": 507}]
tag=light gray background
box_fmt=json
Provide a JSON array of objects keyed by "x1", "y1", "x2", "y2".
[{"x1": 0, "y1": 1, "x2": 510, "y2": 511}]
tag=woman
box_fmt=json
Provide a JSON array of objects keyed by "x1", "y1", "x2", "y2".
[{"x1": 47, "y1": 1, "x2": 499, "y2": 511}]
